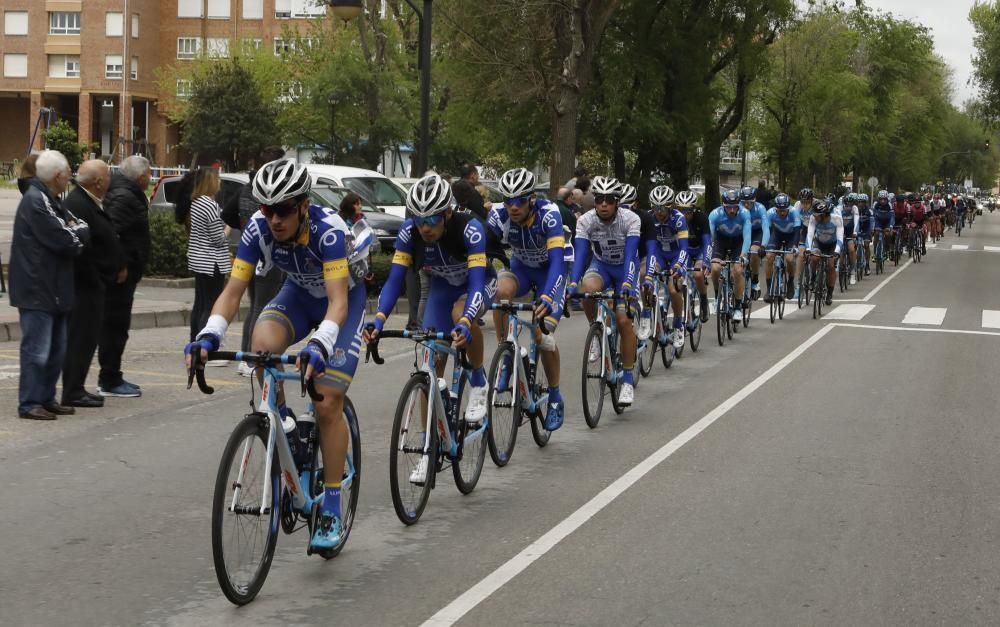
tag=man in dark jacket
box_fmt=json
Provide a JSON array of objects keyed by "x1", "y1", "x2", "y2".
[
  {"x1": 98, "y1": 155, "x2": 151, "y2": 398},
  {"x1": 451, "y1": 162, "x2": 488, "y2": 220},
  {"x1": 10, "y1": 150, "x2": 90, "y2": 420},
  {"x1": 61, "y1": 160, "x2": 126, "y2": 407}
]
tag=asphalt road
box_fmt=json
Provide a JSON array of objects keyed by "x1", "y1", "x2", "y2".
[{"x1": 3, "y1": 212, "x2": 1000, "y2": 626}]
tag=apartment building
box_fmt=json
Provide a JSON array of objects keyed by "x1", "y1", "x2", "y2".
[{"x1": 0, "y1": 0, "x2": 326, "y2": 166}]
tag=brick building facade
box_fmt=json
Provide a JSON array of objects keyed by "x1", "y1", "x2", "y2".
[{"x1": 0, "y1": 0, "x2": 324, "y2": 167}]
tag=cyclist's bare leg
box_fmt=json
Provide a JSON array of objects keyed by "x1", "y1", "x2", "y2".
[
  {"x1": 667, "y1": 274, "x2": 684, "y2": 319},
  {"x1": 250, "y1": 319, "x2": 292, "y2": 407},
  {"x1": 750, "y1": 244, "x2": 762, "y2": 282},
  {"x1": 733, "y1": 261, "x2": 746, "y2": 300},
  {"x1": 534, "y1": 326, "x2": 560, "y2": 388},
  {"x1": 492, "y1": 274, "x2": 518, "y2": 343},
  {"x1": 451, "y1": 299, "x2": 484, "y2": 369},
  {"x1": 580, "y1": 274, "x2": 604, "y2": 324},
  {"x1": 617, "y1": 307, "x2": 637, "y2": 370},
  {"x1": 847, "y1": 240, "x2": 857, "y2": 271},
  {"x1": 826, "y1": 256, "x2": 837, "y2": 289},
  {"x1": 764, "y1": 251, "x2": 776, "y2": 286}
]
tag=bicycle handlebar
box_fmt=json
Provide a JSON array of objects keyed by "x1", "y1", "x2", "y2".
[
  {"x1": 187, "y1": 350, "x2": 324, "y2": 402},
  {"x1": 363, "y1": 329, "x2": 473, "y2": 371}
]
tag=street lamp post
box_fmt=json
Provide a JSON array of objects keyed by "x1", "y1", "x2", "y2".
[
  {"x1": 329, "y1": 0, "x2": 432, "y2": 176},
  {"x1": 328, "y1": 92, "x2": 340, "y2": 163}
]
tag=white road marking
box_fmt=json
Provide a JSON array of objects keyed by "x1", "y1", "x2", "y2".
[
  {"x1": 926, "y1": 243, "x2": 938, "y2": 249},
  {"x1": 823, "y1": 304, "x2": 875, "y2": 321},
  {"x1": 985, "y1": 246, "x2": 1000, "y2": 252},
  {"x1": 420, "y1": 324, "x2": 836, "y2": 627},
  {"x1": 951, "y1": 244, "x2": 969, "y2": 250},
  {"x1": 902, "y1": 307, "x2": 947, "y2": 326},
  {"x1": 862, "y1": 259, "x2": 912, "y2": 302},
  {"x1": 832, "y1": 322, "x2": 1000, "y2": 338},
  {"x1": 982, "y1": 310, "x2": 1000, "y2": 329}
]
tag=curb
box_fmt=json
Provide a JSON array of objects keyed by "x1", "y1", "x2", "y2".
[{"x1": 141, "y1": 277, "x2": 196, "y2": 288}]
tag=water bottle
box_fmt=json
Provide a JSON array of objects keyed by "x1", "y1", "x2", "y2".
[
  {"x1": 297, "y1": 411, "x2": 316, "y2": 469},
  {"x1": 280, "y1": 411, "x2": 299, "y2": 463}
]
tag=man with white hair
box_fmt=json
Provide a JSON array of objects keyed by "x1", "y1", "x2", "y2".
[
  {"x1": 98, "y1": 155, "x2": 151, "y2": 398},
  {"x1": 9, "y1": 150, "x2": 90, "y2": 420}
]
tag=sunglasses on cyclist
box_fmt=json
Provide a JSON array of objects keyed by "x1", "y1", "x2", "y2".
[
  {"x1": 260, "y1": 200, "x2": 300, "y2": 219},
  {"x1": 594, "y1": 194, "x2": 618, "y2": 205},
  {"x1": 413, "y1": 214, "x2": 445, "y2": 227},
  {"x1": 505, "y1": 196, "x2": 531, "y2": 206}
]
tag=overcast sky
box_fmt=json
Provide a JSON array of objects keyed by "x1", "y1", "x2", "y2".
[{"x1": 799, "y1": 0, "x2": 981, "y2": 106}]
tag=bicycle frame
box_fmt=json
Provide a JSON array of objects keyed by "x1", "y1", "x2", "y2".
[
  {"x1": 494, "y1": 303, "x2": 549, "y2": 416},
  {"x1": 582, "y1": 292, "x2": 622, "y2": 384}
]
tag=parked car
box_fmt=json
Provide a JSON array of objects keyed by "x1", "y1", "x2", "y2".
[
  {"x1": 390, "y1": 177, "x2": 420, "y2": 191},
  {"x1": 308, "y1": 185, "x2": 403, "y2": 253},
  {"x1": 149, "y1": 172, "x2": 249, "y2": 216},
  {"x1": 304, "y1": 164, "x2": 408, "y2": 218}
]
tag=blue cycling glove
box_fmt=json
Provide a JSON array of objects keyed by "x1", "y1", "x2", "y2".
[
  {"x1": 452, "y1": 322, "x2": 472, "y2": 345},
  {"x1": 298, "y1": 341, "x2": 328, "y2": 377},
  {"x1": 184, "y1": 332, "x2": 221, "y2": 364}
]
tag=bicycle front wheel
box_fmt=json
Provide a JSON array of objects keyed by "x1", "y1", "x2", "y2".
[
  {"x1": 313, "y1": 398, "x2": 362, "y2": 560},
  {"x1": 212, "y1": 414, "x2": 280, "y2": 606},
  {"x1": 389, "y1": 375, "x2": 436, "y2": 525},
  {"x1": 454, "y1": 377, "x2": 487, "y2": 495},
  {"x1": 581, "y1": 323, "x2": 605, "y2": 428},
  {"x1": 688, "y1": 295, "x2": 702, "y2": 352},
  {"x1": 486, "y1": 343, "x2": 519, "y2": 467},
  {"x1": 529, "y1": 361, "x2": 552, "y2": 447},
  {"x1": 639, "y1": 308, "x2": 658, "y2": 377}
]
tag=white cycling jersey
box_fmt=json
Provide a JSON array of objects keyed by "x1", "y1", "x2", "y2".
[{"x1": 574, "y1": 209, "x2": 642, "y2": 266}]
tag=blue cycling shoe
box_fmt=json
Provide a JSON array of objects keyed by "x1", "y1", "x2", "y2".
[
  {"x1": 543, "y1": 402, "x2": 564, "y2": 431},
  {"x1": 310, "y1": 515, "x2": 343, "y2": 551}
]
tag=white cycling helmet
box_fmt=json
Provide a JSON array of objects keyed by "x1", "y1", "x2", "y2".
[
  {"x1": 619, "y1": 183, "x2": 638, "y2": 205},
  {"x1": 675, "y1": 190, "x2": 698, "y2": 208},
  {"x1": 590, "y1": 176, "x2": 621, "y2": 197},
  {"x1": 252, "y1": 159, "x2": 311, "y2": 205},
  {"x1": 406, "y1": 174, "x2": 453, "y2": 217},
  {"x1": 497, "y1": 167, "x2": 536, "y2": 198},
  {"x1": 649, "y1": 185, "x2": 675, "y2": 207}
]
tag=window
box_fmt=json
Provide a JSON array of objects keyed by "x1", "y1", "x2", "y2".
[
  {"x1": 4, "y1": 54, "x2": 28, "y2": 78},
  {"x1": 243, "y1": 0, "x2": 263, "y2": 19},
  {"x1": 178, "y1": 0, "x2": 203, "y2": 18},
  {"x1": 105, "y1": 54, "x2": 124, "y2": 79},
  {"x1": 130, "y1": 57, "x2": 138, "y2": 80},
  {"x1": 131, "y1": 14, "x2": 139, "y2": 38},
  {"x1": 48, "y1": 55, "x2": 80, "y2": 78},
  {"x1": 49, "y1": 12, "x2": 80, "y2": 35},
  {"x1": 176, "y1": 79, "x2": 193, "y2": 99},
  {"x1": 292, "y1": 0, "x2": 327, "y2": 17},
  {"x1": 206, "y1": 38, "x2": 229, "y2": 58},
  {"x1": 106, "y1": 12, "x2": 123, "y2": 36},
  {"x1": 241, "y1": 38, "x2": 263, "y2": 54},
  {"x1": 4, "y1": 11, "x2": 28, "y2": 35},
  {"x1": 344, "y1": 178, "x2": 407, "y2": 206},
  {"x1": 276, "y1": 80, "x2": 304, "y2": 103},
  {"x1": 207, "y1": 0, "x2": 230, "y2": 19},
  {"x1": 274, "y1": 38, "x2": 292, "y2": 55},
  {"x1": 177, "y1": 37, "x2": 202, "y2": 59},
  {"x1": 275, "y1": 0, "x2": 291, "y2": 18}
]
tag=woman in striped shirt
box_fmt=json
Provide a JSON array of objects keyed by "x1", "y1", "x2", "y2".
[{"x1": 186, "y1": 167, "x2": 232, "y2": 342}]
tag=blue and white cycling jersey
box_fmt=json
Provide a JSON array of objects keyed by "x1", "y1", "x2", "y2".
[
  {"x1": 837, "y1": 203, "x2": 859, "y2": 229},
  {"x1": 857, "y1": 206, "x2": 874, "y2": 235},
  {"x1": 646, "y1": 208, "x2": 689, "y2": 275},
  {"x1": 871, "y1": 200, "x2": 895, "y2": 229},
  {"x1": 708, "y1": 206, "x2": 753, "y2": 255},
  {"x1": 571, "y1": 209, "x2": 642, "y2": 290},
  {"x1": 486, "y1": 199, "x2": 566, "y2": 306},
  {"x1": 744, "y1": 201, "x2": 769, "y2": 232},
  {"x1": 806, "y1": 214, "x2": 845, "y2": 254},
  {"x1": 766, "y1": 207, "x2": 801, "y2": 249}
]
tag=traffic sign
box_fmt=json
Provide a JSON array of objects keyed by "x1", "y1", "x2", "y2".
[{"x1": 867, "y1": 176, "x2": 878, "y2": 189}]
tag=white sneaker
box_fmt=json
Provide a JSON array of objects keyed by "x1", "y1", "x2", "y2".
[
  {"x1": 206, "y1": 359, "x2": 229, "y2": 367},
  {"x1": 465, "y1": 384, "x2": 488, "y2": 424},
  {"x1": 733, "y1": 308, "x2": 743, "y2": 322},
  {"x1": 588, "y1": 343, "x2": 600, "y2": 363},
  {"x1": 237, "y1": 361, "x2": 254, "y2": 377},
  {"x1": 849, "y1": 275, "x2": 857, "y2": 285},
  {"x1": 618, "y1": 382, "x2": 634, "y2": 406},
  {"x1": 673, "y1": 330, "x2": 685, "y2": 350},
  {"x1": 409, "y1": 456, "x2": 428, "y2": 484},
  {"x1": 637, "y1": 314, "x2": 652, "y2": 340}
]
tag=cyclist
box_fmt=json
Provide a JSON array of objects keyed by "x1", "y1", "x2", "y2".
[
  {"x1": 185, "y1": 159, "x2": 371, "y2": 552},
  {"x1": 619, "y1": 183, "x2": 663, "y2": 341},
  {"x1": 676, "y1": 190, "x2": 712, "y2": 323},
  {"x1": 909, "y1": 194, "x2": 928, "y2": 255},
  {"x1": 486, "y1": 167, "x2": 567, "y2": 431},
  {"x1": 709, "y1": 189, "x2": 752, "y2": 321},
  {"x1": 805, "y1": 200, "x2": 843, "y2": 306},
  {"x1": 837, "y1": 193, "x2": 860, "y2": 285},
  {"x1": 763, "y1": 192, "x2": 800, "y2": 303},
  {"x1": 567, "y1": 176, "x2": 642, "y2": 406},
  {"x1": 794, "y1": 188, "x2": 815, "y2": 297},
  {"x1": 871, "y1": 190, "x2": 895, "y2": 261},
  {"x1": 363, "y1": 174, "x2": 497, "y2": 483},
  {"x1": 857, "y1": 193, "x2": 874, "y2": 275},
  {"x1": 740, "y1": 185, "x2": 769, "y2": 297},
  {"x1": 931, "y1": 193, "x2": 945, "y2": 239},
  {"x1": 643, "y1": 185, "x2": 689, "y2": 350}
]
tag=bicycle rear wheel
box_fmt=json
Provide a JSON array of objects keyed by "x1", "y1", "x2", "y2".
[
  {"x1": 581, "y1": 323, "x2": 605, "y2": 428},
  {"x1": 688, "y1": 294, "x2": 702, "y2": 352},
  {"x1": 529, "y1": 362, "x2": 552, "y2": 447},
  {"x1": 486, "y1": 343, "x2": 519, "y2": 467},
  {"x1": 389, "y1": 375, "x2": 437, "y2": 525},
  {"x1": 212, "y1": 413, "x2": 280, "y2": 606},
  {"x1": 716, "y1": 293, "x2": 726, "y2": 346},
  {"x1": 639, "y1": 307, "x2": 658, "y2": 377},
  {"x1": 675, "y1": 290, "x2": 687, "y2": 359},
  {"x1": 453, "y1": 377, "x2": 487, "y2": 495}
]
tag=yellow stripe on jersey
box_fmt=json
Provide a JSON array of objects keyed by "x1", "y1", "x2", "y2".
[
  {"x1": 232, "y1": 258, "x2": 255, "y2": 282},
  {"x1": 468, "y1": 252, "x2": 487, "y2": 268},
  {"x1": 677, "y1": 230, "x2": 689, "y2": 239},
  {"x1": 392, "y1": 251, "x2": 413, "y2": 267},
  {"x1": 323, "y1": 259, "x2": 349, "y2": 280},
  {"x1": 546, "y1": 235, "x2": 566, "y2": 249}
]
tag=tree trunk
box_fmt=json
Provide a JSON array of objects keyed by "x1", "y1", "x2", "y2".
[
  {"x1": 613, "y1": 138, "x2": 626, "y2": 180},
  {"x1": 550, "y1": 95, "x2": 580, "y2": 194},
  {"x1": 702, "y1": 140, "x2": 722, "y2": 211},
  {"x1": 667, "y1": 141, "x2": 689, "y2": 191}
]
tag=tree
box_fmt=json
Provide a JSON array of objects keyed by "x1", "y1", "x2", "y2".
[
  {"x1": 42, "y1": 120, "x2": 97, "y2": 171},
  {"x1": 970, "y1": 1, "x2": 1000, "y2": 123}
]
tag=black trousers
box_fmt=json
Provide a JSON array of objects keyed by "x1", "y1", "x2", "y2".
[
  {"x1": 98, "y1": 279, "x2": 138, "y2": 389},
  {"x1": 190, "y1": 269, "x2": 227, "y2": 342},
  {"x1": 240, "y1": 266, "x2": 284, "y2": 351},
  {"x1": 62, "y1": 283, "x2": 106, "y2": 401}
]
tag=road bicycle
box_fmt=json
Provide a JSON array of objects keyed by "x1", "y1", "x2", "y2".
[
  {"x1": 837, "y1": 246, "x2": 852, "y2": 292},
  {"x1": 366, "y1": 329, "x2": 487, "y2": 525},
  {"x1": 486, "y1": 301, "x2": 554, "y2": 467},
  {"x1": 764, "y1": 249, "x2": 790, "y2": 324},
  {"x1": 810, "y1": 253, "x2": 837, "y2": 319},
  {"x1": 189, "y1": 351, "x2": 360, "y2": 606},
  {"x1": 580, "y1": 291, "x2": 633, "y2": 428},
  {"x1": 715, "y1": 260, "x2": 740, "y2": 346},
  {"x1": 740, "y1": 257, "x2": 754, "y2": 329},
  {"x1": 906, "y1": 223, "x2": 923, "y2": 263},
  {"x1": 682, "y1": 266, "x2": 704, "y2": 353},
  {"x1": 639, "y1": 269, "x2": 676, "y2": 375},
  {"x1": 872, "y1": 229, "x2": 887, "y2": 276},
  {"x1": 854, "y1": 234, "x2": 868, "y2": 282}
]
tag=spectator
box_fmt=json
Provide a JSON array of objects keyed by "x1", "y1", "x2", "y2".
[
  {"x1": 222, "y1": 148, "x2": 286, "y2": 376},
  {"x1": 564, "y1": 166, "x2": 589, "y2": 190},
  {"x1": 338, "y1": 191, "x2": 364, "y2": 224},
  {"x1": 99, "y1": 155, "x2": 151, "y2": 398},
  {"x1": 61, "y1": 159, "x2": 125, "y2": 408},
  {"x1": 570, "y1": 188, "x2": 585, "y2": 216},
  {"x1": 451, "y1": 162, "x2": 487, "y2": 220},
  {"x1": 15, "y1": 153, "x2": 39, "y2": 195},
  {"x1": 186, "y1": 168, "x2": 232, "y2": 351},
  {"x1": 577, "y1": 176, "x2": 595, "y2": 210},
  {"x1": 10, "y1": 150, "x2": 90, "y2": 420},
  {"x1": 554, "y1": 187, "x2": 578, "y2": 232},
  {"x1": 755, "y1": 180, "x2": 771, "y2": 207}
]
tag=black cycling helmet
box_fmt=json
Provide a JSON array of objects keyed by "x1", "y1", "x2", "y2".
[
  {"x1": 722, "y1": 189, "x2": 740, "y2": 206},
  {"x1": 799, "y1": 187, "x2": 814, "y2": 201},
  {"x1": 813, "y1": 200, "x2": 832, "y2": 215},
  {"x1": 774, "y1": 193, "x2": 791, "y2": 209}
]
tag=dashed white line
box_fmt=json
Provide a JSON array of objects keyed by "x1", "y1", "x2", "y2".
[
  {"x1": 982, "y1": 310, "x2": 1000, "y2": 329},
  {"x1": 824, "y1": 304, "x2": 875, "y2": 321},
  {"x1": 902, "y1": 307, "x2": 947, "y2": 326}
]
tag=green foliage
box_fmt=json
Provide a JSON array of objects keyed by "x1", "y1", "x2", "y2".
[
  {"x1": 42, "y1": 120, "x2": 98, "y2": 171},
  {"x1": 368, "y1": 252, "x2": 394, "y2": 288},
  {"x1": 970, "y1": 1, "x2": 1000, "y2": 123},
  {"x1": 147, "y1": 212, "x2": 190, "y2": 278}
]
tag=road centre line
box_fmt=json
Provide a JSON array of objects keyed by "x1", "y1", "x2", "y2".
[
  {"x1": 420, "y1": 324, "x2": 836, "y2": 627},
  {"x1": 862, "y1": 259, "x2": 912, "y2": 302}
]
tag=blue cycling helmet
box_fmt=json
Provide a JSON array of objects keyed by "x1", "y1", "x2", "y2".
[
  {"x1": 739, "y1": 185, "x2": 756, "y2": 201},
  {"x1": 774, "y1": 193, "x2": 791, "y2": 209},
  {"x1": 722, "y1": 189, "x2": 740, "y2": 206}
]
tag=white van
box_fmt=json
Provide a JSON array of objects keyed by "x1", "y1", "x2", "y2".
[{"x1": 302, "y1": 164, "x2": 408, "y2": 217}]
